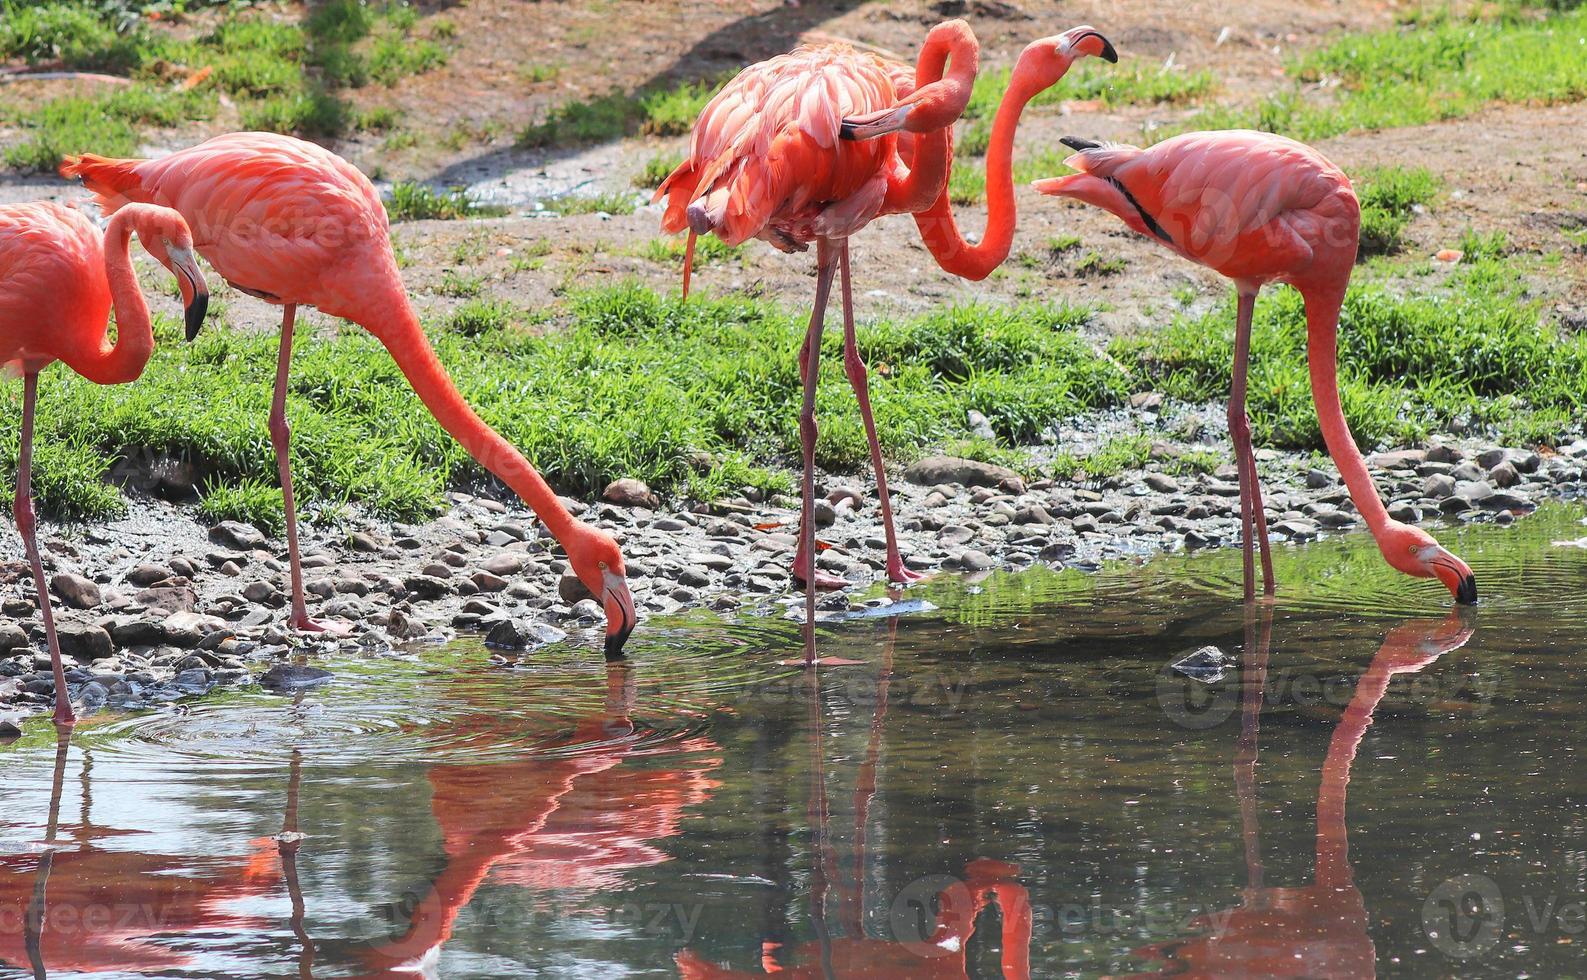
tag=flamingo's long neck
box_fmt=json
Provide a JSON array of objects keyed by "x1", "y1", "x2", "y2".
[
  {"x1": 1314, "y1": 659, "x2": 1390, "y2": 889},
  {"x1": 911, "y1": 65, "x2": 1042, "y2": 281},
  {"x1": 1304, "y1": 283, "x2": 1390, "y2": 536},
  {"x1": 74, "y1": 211, "x2": 155, "y2": 385},
  {"x1": 369, "y1": 293, "x2": 579, "y2": 541},
  {"x1": 883, "y1": 25, "x2": 977, "y2": 214}
]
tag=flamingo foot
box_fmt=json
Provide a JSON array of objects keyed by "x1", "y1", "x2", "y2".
[
  {"x1": 886, "y1": 560, "x2": 927, "y2": 585},
  {"x1": 52, "y1": 701, "x2": 76, "y2": 726},
  {"x1": 790, "y1": 557, "x2": 849, "y2": 591},
  {"x1": 290, "y1": 613, "x2": 353, "y2": 636}
]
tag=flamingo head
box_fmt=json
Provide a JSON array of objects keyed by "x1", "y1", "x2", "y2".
[
  {"x1": 1381, "y1": 522, "x2": 1477, "y2": 605},
  {"x1": 1016, "y1": 25, "x2": 1117, "y2": 89},
  {"x1": 567, "y1": 523, "x2": 636, "y2": 659},
  {"x1": 127, "y1": 204, "x2": 209, "y2": 341}
]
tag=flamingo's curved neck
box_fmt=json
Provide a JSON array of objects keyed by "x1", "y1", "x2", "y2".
[
  {"x1": 368, "y1": 293, "x2": 578, "y2": 541},
  {"x1": 1304, "y1": 283, "x2": 1391, "y2": 536},
  {"x1": 912, "y1": 66, "x2": 1043, "y2": 281},
  {"x1": 884, "y1": 25, "x2": 978, "y2": 214},
  {"x1": 1314, "y1": 659, "x2": 1391, "y2": 888},
  {"x1": 73, "y1": 211, "x2": 155, "y2": 385}
]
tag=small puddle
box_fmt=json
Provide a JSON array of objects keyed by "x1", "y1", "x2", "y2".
[{"x1": 4, "y1": 504, "x2": 1587, "y2": 976}]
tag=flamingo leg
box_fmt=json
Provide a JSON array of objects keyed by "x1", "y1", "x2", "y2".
[
  {"x1": 838, "y1": 243, "x2": 923, "y2": 585},
  {"x1": 798, "y1": 241, "x2": 840, "y2": 667},
  {"x1": 1229, "y1": 288, "x2": 1276, "y2": 600},
  {"x1": 791, "y1": 251, "x2": 848, "y2": 594},
  {"x1": 270, "y1": 305, "x2": 349, "y2": 635},
  {"x1": 14, "y1": 372, "x2": 72, "y2": 725}
]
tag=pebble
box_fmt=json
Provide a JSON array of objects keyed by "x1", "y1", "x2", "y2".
[
  {"x1": 209, "y1": 521, "x2": 268, "y2": 550},
  {"x1": 51, "y1": 573, "x2": 101, "y2": 610},
  {"x1": 259, "y1": 664, "x2": 334, "y2": 692}
]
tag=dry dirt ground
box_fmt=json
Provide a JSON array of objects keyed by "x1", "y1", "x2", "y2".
[{"x1": 6, "y1": 0, "x2": 1587, "y2": 340}]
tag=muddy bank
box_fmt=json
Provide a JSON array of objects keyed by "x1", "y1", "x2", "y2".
[{"x1": 3, "y1": 422, "x2": 1583, "y2": 724}]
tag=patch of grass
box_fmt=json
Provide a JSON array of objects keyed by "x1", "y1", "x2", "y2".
[
  {"x1": 385, "y1": 182, "x2": 507, "y2": 221},
  {"x1": 542, "y1": 192, "x2": 638, "y2": 216},
  {"x1": 942, "y1": 438, "x2": 1035, "y2": 476},
  {"x1": 1073, "y1": 251, "x2": 1127, "y2": 277},
  {"x1": 1111, "y1": 257, "x2": 1587, "y2": 451},
  {"x1": 638, "y1": 78, "x2": 721, "y2": 136},
  {"x1": 519, "y1": 74, "x2": 727, "y2": 149},
  {"x1": 436, "y1": 271, "x2": 484, "y2": 298},
  {"x1": 634, "y1": 151, "x2": 684, "y2": 190},
  {"x1": 0, "y1": 288, "x2": 1132, "y2": 521},
  {"x1": 446, "y1": 298, "x2": 522, "y2": 337},
  {"x1": 638, "y1": 235, "x2": 738, "y2": 268},
  {"x1": 0, "y1": 0, "x2": 448, "y2": 171},
  {"x1": 1356, "y1": 166, "x2": 1441, "y2": 255},
  {"x1": 1174, "y1": 5, "x2": 1587, "y2": 141},
  {"x1": 1458, "y1": 227, "x2": 1510, "y2": 262},
  {"x1": 1165, "y1": 449, "x2": 1225, "y2": 476},
  {"x1": 1049, "y1": 435, "x2": 1152, "y2": 482}
]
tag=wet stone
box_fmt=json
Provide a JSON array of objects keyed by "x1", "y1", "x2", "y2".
[
  {"x1": 404, "y1": 575, "x2": 451, "y2": 599},
  {"x1": 209, "y1": 521, "x2": 268, "y2": 551},
  {"x1": 558, "y1": 573, "x2": 593, "y2": 604},
  {"x1": 58, "y1": 623, "x2": 113, "y2": 662},
  {"x1": 259, "y1": 664, "x2": 334, "y2": 691},
  {"x1": 1423, "y1": 474, "x2": 1456, "y2": 499}
]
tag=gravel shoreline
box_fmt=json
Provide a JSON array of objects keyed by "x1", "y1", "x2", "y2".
[{"x1": 3, "y1": 429, "x2": 1586, "y2": 725}]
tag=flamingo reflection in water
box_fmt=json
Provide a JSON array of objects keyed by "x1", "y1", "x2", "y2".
[
  {"x1": 1121, "y1": 607, "x2": 1477, "y2": 978},
  {"x1": 677, "y1": 613, "x2": 1035, "y2": 978},
  {"x1": 356, "y1": 662, "x2": 721, "y2": 976},
  {"x1": 0, "y1": 725, "x2": 285, "y2": 976}
]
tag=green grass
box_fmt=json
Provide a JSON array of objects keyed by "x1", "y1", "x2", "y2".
[
  {"x1": 1049, "y1": 435, "x2": 1152, "y2": 481},
  {"x1": 1111, "y1": 256, "x2": 1587, "y2": 451},
  {"x1": 518, "y1": 73, "x2": 729, "y2": 148},
  {"x1": 1356, "y1": 166, "x2": 1441, "y2": 255},
  {"x1": 385, "y1": 182, "x2": 507, "y2": 221},
  {"x1": 638, "y1": 235, "x2": 739, "y2": 269},
  {"x1": 634, "y1": 151, "x2": 684, "y2": 190},
  {"x1": 541, "y1": 192, "x2": 638, "y2": 217},
  {"x1": 1174, "y1": 4, "x2": 1587, "y2": 141},
  {"x1": 1, "y1": 287, "x2": 1129, "y2": 524},
  {"x1": 0, "y1": 0, "x2": 449, "y2": 172}
]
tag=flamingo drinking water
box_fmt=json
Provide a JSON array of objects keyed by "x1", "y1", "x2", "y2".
[
  {"x1": 1, "y1": 202, "x2": 209, "y2": 724},
  {"x1": 659, "y1": 23, "x2": 1116, "y2": 663},
  {"x1": 61, "y1": 135, "x2": 637, "y2": 657},
  {"x1": 1032, "y1": 130, "x2": 1476, "y2": 605}
]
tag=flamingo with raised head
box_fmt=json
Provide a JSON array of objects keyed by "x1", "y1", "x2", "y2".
[
  {"x1": 1033, "y1": 130, "x2": 1476, "y2": 605},
  {"x1": 658, "y1": 22, "x2": 1115, "y2": 664},
  {"x1": 61, "y1": 135, "x2": 637, "y2": 656},
  {"x1": 1, "y1": 201, "x2": 209, "y2": 725}
]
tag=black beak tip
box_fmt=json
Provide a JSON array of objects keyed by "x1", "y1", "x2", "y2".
[
  {"x1": 185, "y1": 292, "x2": 209, "y2": 342},
  {"x1": 839, "y1": 121, "x2": 859, "y2": 141},
  {"x1": 1456, "y1": 574, "x2": 1478, "y2": 606},
  {"x1": 1100, "y1": 37, "x2": 1119, "y2": 63},
  {"x1": 604, "y1": 626, "x2": 633, "y2": 662}
]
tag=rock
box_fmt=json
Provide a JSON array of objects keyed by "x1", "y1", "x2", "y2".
[
  {"x1": 1014, "y1": 505, "x2": 1053, "y2": 525},
  {"x1": 1171, "y1": 645, "x2": 1227, "y2": 683},
  {"x1": 242, "y1": 581, "x2": 276, "y2": 603},
  {"x1": 558, "y1": 573, "x2": 593, "y2": 604},
  {"x1": 471, "y1": 571, "x2": 509, "y2": 593},
  {"x1": 937, "y1": 524, "x2": 976, "y2": 545},
  {"x1": 349, "y1": 531, "x2": 385, "y2": 552},
  {"x1": 386, "y1": 609, "x2": 421, "y2": 640},
  {"x1": 569, "y1": 598, "x2": 603, "y2": 620},
  {"x1": 1425, "y1": 443, "x2": 1463, "y2": 464},
  {"x1": 955, "y1": 549, "x2": 994, "y2": 571},
  {"x1": 127, "y1": 564, "x2": 172, "y2": 587},
  {"x1": 1273, "y1": 519, "x2": 1320, "y2": 540},
  {"x1": 209, "y1": 521, "x2": 267, "y2": 551},
  {"x1": 1454, "y1": 480, "x2": 1494, "y2": 504},
  {"x1": 679, "y1": 566, "x2": 712, "y2": 588},
  {"x1": 904, "y1": 456, "x2": 1025, "y2": 494},
  {"x1": 161, "y1": 611, "x2": 226, "y2": 647},
  {"x1": 811, "y1": 499, "x2": 837, "y2": 527},
  {"x1": 135, "y1": 585, "x2": 198, "y2": 615},
  {"x1": 0, "y1": 622, "x2": 28, "y2": 652},
  {"x1": 170, "y1": 668, "x2": 215, "y2": 695},
  {"x1": 1475, "y1": 448, "x2": 1507, "y2": 470},
  {"x1": 1484, "y1": 490, "x2": 1532, "y2": 511},
  {"x1": 0, "y1": 717, "x2": 21, "y2": 739},
  {"x1": 485, "y1": 619, "x2": 567, "y2": 650},
  {"x1": 1422, "y1": 474, "x2": 1456, "y2": 499},
  {"x1": 1143, "y1": 473, "x2": 1179, "y2": 493},
  {"x1": 57, "y1": 623, "x2": 113, "y2": 662},
  {"x1": 1129, "y1": 391, "x2": 1164, "y2": 411},
  {"x1": 481, "y1": 553, "x2": 525, "y2": 578},
  {"x1": 50, "y1": 574, "x2": 101, "y2": 610},
  {"x1": 259, "y1": 664, "x2": 333, "y2": 692},
  {"x1": 106, "y1": 616, "x2": 164, "y2": 646},
  {"x1": 1439, "y1": 496, "x2": 1472, "y2": 515},
  {"x1": 403, "y1": 575, "x2": 451, "y2": 600},
  {"x1": 1366, "y1": 449, "x2": 1425, "y2": 470},
  {"x1": 1451, "y1": 461, "x2": 1484, "y2": 482},
  {"x1": 1388, "y1": 502, "x2": 1421, "y2": 523},
  {"x1": 1305, "y1": 469, "x2": 1333, "y2": 489},
  {"x1": 966, "y1": 409, "x2": 997, "y2": 440},
  {"x1": 1489, "y1": 460, "x2": 1519, "y2": 488},
  {"x1": 603, "y1": 478, "x2": 659, "y2": 509}
]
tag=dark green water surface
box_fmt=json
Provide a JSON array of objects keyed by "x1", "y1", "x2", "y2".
[{"x1": 5, "y1": 504, "x2": 1587, "y2": 978}]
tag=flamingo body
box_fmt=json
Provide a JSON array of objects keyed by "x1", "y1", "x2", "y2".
[
  {"x1": 657, "y1": 45, "x2": 902, "y2": 249},
  {"x1": 1037, "y1": 129, "x2": 1476, "y2": 604},
  {"x1": 0, "y1": 204, "x2": 117, "y2": 377}
]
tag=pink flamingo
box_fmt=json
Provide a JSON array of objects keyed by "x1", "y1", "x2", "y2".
[
  {"x1": 0, "y1": 201, "x2": 208, "y2": 725},
  {"x1": 658, "y1": 23, "x2": 1116, "y2": 663},
  {"x1": 1034, "y1": 130, "x2": 1477, "y2": 604},
  {"x1": 61, "y1": 135, "x2": 637, "y2": 655}
]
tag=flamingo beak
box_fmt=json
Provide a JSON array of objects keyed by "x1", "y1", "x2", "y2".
[
  {"x1": 1066, "y1": 28, "x2": 1118, "y2": 64},
  {"x1": 1430, "y1": 548, "x2": 1478, "y2": 606},
  {"x1": 839, "y1": 103, "x2": 912, "y2": 141},
  {"x1": 170, "y1": 247, "x2": 209, "y2": 341},
  {"x1": 602, "y1": 568, "x2": 636, "y2": 660}
]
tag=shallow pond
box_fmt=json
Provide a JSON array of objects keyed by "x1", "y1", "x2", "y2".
[{"x1": 5, "y1": 505, "x2": 1587, "y2": 978}]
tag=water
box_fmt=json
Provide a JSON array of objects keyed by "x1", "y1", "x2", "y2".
[{"x1": 6, "y1": 505, "x2": 1587, "y2": 978}]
